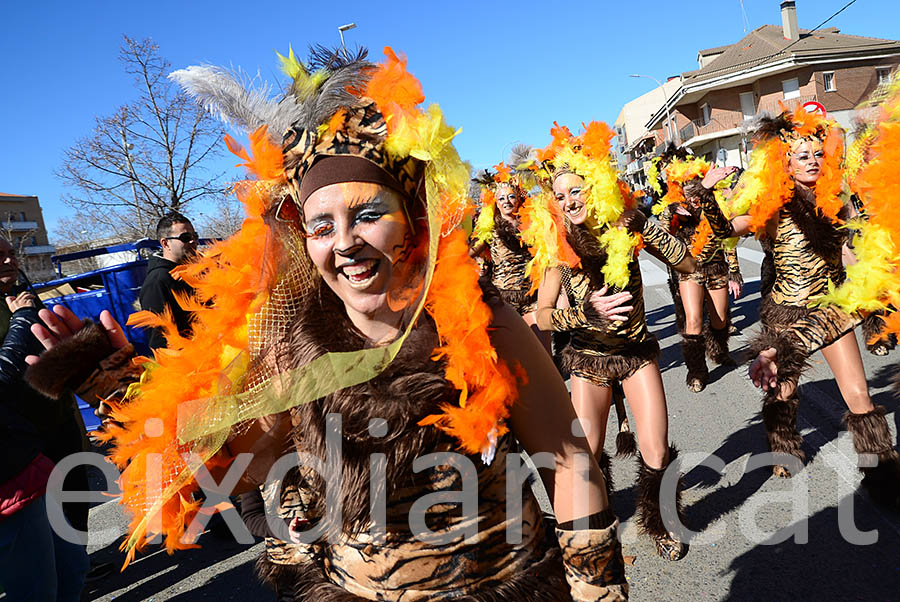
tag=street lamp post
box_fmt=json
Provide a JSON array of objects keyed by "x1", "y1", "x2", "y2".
[
  {"x1": 338, "y1": 23, "x2": 357, "y2": 52},
  {"x1": 630, "y1": 74, "x2": 677, "y2": 146}
]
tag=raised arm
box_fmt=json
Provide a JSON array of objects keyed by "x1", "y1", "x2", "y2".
[{"x1": 619, "y1": 210, "x2": 696, "y2": 274}]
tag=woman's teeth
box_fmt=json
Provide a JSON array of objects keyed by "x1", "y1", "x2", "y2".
[{"x1": 342, "y1": 259, "x2": 378, "y2": 285}]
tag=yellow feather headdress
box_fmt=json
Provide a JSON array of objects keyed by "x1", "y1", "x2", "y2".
[{"x1": 524, "y1": 121, "x2": 639, "y2": 289}]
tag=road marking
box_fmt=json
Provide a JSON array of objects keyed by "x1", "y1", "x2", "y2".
[
  {"x1": 639, "y1": 258, "x2": 669, "y2": 287},
  {"x1": 736, "y1": 246, "x2": 765, "y2": 264}
]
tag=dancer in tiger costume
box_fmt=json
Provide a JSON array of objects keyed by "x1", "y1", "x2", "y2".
[
  {"x1": 520, "y1": 121, "x2": 716, "y2": 561},
  {"x1": 25, "y1": 46, "x2": 630, "y2": 600},
  {"x1": 651, "y1": 152, "x2": 743, "y2": 392},
  {"x1": 698, "y1": 105, "x2": 900, "y2": 509}
]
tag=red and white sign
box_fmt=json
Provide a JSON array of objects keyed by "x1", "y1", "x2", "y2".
[{"x1": 802, "y1": 101, "x2": 827, "y2": 117}]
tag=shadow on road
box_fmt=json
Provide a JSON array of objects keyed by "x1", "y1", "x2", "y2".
[
  {"x1": 723, "y1": 501, "x2": 900, "y2": 601},
  {"x1": 82, "y1": 533, "x2": 268, "y2": 601}
]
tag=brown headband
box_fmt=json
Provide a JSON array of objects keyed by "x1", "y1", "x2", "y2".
[{"x1": 298, "y1": 155, "x2": 407, "y2": 204}]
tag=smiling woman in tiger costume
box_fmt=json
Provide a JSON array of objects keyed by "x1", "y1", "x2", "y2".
[{"x1": 470, "y1": 150, "x2": 550, "y2": 352}]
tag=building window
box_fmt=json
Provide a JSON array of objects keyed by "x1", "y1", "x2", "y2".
[
  {"x1": 877, "y1": 67, "x2": 891, "y2": 85},
  {"x1": 20, "y1": 212, "x2": 26, "y2": 221},
  {"x1": 782, "y1": 77, "x2": 800, "y2": 100},
  {"x1": 700, "y1": 103, "x2": 711, "y2": 126},
  {"x1": 823, "y1": 72, "x2": 836, "y2": 92},
  {"x1": 740, "y1": 92, "x2": 756, "y2": 120}
]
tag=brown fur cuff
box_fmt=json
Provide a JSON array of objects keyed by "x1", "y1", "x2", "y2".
[
  {"x1": 24, "y1": 320, "x2": 137, "y2": 405},
  {"x1": 582, "y1": 298, "x2": 613, "y2": 331},
  {"x1": 749, "y1": 326, "x2": 808, "y2": 385}
]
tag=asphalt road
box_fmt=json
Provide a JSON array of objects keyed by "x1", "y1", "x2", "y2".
[{"x1": 70, "y1": 237, "x2": 900, "y2": 601}]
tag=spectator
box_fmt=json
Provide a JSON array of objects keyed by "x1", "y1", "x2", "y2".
[
  {"x1": 139, "y1": 212, "x2": 199, "y2": 349},
  {"x1": 0, "y1": 290, "x2": 89, "y2": 601}
]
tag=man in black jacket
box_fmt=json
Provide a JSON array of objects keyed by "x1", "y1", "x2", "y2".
[{"x1": 139, "y1": 212, "x2": 199, "y2": 350}]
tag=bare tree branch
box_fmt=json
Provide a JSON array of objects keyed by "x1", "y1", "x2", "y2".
[{"x1": 56, "y1": 35, "x2": 226, "y2": 239}]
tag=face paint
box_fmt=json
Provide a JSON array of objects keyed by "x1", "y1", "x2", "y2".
[
  {"x1": 495, "y1": 183, "x2": 520, "y2": 220},
  {"x1": 787, "y1": 138, "x2": 825, "y2": 186},
  {"x1": 553, "y1": 172, "x2": 588, "y2": 225},
  {"x1": 304, "y1": 182, "x2": 420, "y2": 332}
]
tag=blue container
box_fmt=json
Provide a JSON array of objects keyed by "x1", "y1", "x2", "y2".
[
  {"x1": 77, "y1": 396, "x2": 102, "y2": 432},
  {"x1": 35, "y1": 239, "x2": 164, "y2": 356}
]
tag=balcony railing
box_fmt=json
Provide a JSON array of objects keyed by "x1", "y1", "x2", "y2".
[
  {"x1": 756, "y1": 94, "x2": 818, "y2": 117},
  {"x1": 1, "y1": 220, "x2": 38, "y2": 231},
  {"x1": 681, "y1": 114, "x2": 742, "y2": 143}
]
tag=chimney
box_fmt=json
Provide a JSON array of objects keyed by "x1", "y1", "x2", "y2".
[{"x1": 781, "y1": 0, "x2": 800, "y2": 41}]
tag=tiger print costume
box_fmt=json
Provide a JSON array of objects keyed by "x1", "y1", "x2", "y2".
[
  {"x1": 252, "y1": 280, "x2": 603, "y2": 601},
  {"x1": 663, "y1": 182, "x2": 742, "y2": 392},
  {"x1": 547, "y1": 219, "x2": 687, "y2": 387},
  {"x1": 542, "y1": 216, "x2": 691, "y2": 560},
  {"x1": 485, "y1": 217, "x2": 537, "y2": 315},
  {"x1": 755, "y1": 187, "x2": 857, "y2": 357}
]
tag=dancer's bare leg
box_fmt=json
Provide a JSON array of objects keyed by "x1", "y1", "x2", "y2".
[
  {"x1": 705, "y1": 286, "x2": 729, "y2": 330},
  {"x1": 820, "y1": 331, "x2": 875, "y2": 413},
  {"x1": 621, "y1": 362, "x2": 670, "y2": 469},
  {"x1": 570, "y1": 376, "x2": 614, "y2": 465},
  {"x1": 679, "y1": 280, "x2": 705, "y2": 335}
]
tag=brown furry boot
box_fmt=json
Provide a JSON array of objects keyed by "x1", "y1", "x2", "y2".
[
  {"x1": 704, "y1": 323, "x2": 735, "y2": 366},
  {"x1": 681, "y1": 334, "x2": 708, "y2": 393},
  {"x1": 761, "y1": 392, "x2": 805, "y2": 478},
  {"x1": 555, "y1": 509, "x2": 628, "y2": 601},
  {"x1": 636, "y1": 446, "x2": 687, "y2": 561},
  {"x1": 843, "y1": 406, "x2": 900, "y2": 511}
]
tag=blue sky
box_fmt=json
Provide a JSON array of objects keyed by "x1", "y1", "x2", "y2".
[{"x1": 2, "y1": 0, "x2": 898, "y2": 238}]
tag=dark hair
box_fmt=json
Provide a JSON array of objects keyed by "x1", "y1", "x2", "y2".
[{"x1": 156, "y1": 211, "x2": 192, "y2": 240}]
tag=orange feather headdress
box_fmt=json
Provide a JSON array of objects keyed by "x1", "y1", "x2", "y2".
[
  {"x1": 728, "y1": 104, "x2": 845, "y2": 233},
  {"x1": 522, "y1": 121, "x2": 639, "y2": 290}
]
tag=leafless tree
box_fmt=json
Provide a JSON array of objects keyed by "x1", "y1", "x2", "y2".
[
  {"x1": 57, "y1": 36, "x2": 226, "y2": 240},
  {"x1": 196, "y1": 196, "x2": 245, "y2": 240}
]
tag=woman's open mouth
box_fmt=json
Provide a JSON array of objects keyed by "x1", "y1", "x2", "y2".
[
  {"x1": 566, "y1": 203, "x2": 584, "y2": 218},
  {"x1": 339, "y1": 258, "x2": 380, "y2": 288}
]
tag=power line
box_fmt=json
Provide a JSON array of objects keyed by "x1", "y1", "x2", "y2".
[
  {"x1": 780, "y1": 0, "x2": 859, "y2": 55},
  {"x1": 689, "y1": 0, "x2": 862, "y2": 81},
  {"x1": 739, "y1": 0, "x2": 750, "y2": 33}
]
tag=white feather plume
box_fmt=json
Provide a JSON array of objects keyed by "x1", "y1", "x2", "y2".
[{"x1": 169, "y1": 65, "x2": 301, "y2": 140}]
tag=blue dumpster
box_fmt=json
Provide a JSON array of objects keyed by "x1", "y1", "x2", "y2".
[{"x1": 35, "y1": 239, "x2": 162, "y2": 357}]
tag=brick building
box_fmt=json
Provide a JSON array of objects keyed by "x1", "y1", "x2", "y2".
[
  {"x1": 0, "y1": 193, "x2": 56, "y2": 282},
  {"x1": 620, "y1": 1, "x2": 900, "y2": 185}
]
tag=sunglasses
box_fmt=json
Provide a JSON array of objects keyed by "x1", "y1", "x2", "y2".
[{"x1": 164, "y1": 232, "x2": 200, "y2": 244}]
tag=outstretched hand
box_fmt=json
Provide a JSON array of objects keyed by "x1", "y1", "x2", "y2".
[
  {"x1": 25, "y1": 306, "x2": 128, "y2": 365},
  {"x1": 749, "y1": 347, "x2": 778, "y2": 391},
  {"x1": 587, "y1": 285, "x2": 633, "y2": 323},
  {"x1": 616, "y1": 209, "x2": 647, "y2": 234},
  {"x1": 701, "y1": 165, "x2": 738, "y2": 190}
]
